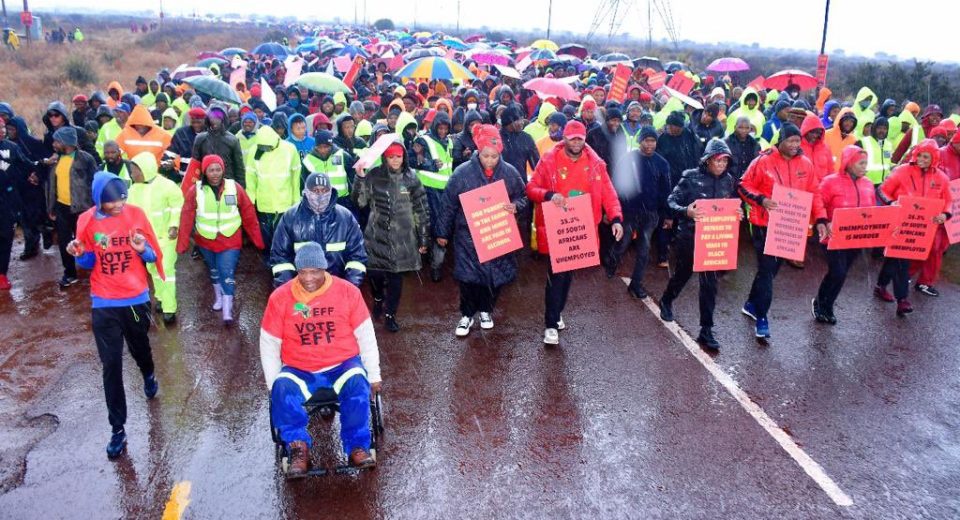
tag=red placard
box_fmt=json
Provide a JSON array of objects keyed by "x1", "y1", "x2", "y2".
[
  {"x1": 747, "y1": 75, "x2": 766, "y2": 91},
  {"x1": 542, "y1": 194, "x2": 599, "y2": 273},
  {"x1": 944, "y1": 179, "x2": 960, "y2": 244},
  {"x1": 827, "y1": 206, "x2": 901, "y2": 250},
  {"x1": 21, "y1": 11, "x2": 32, "y2": 26},
  {"x1": 884, "y1": 196, "x2": 945, "y2": 260},
  {"x1": 667, "y1": 74, "x2": 694, "y2": 95},
  {"x1": 607, "y1": 64, "x2": 632, "y2": 103},
  {"x1": 458, "y1": 180, "x2": 523, "y2": 263},
  {"x1": 693, "y1": 199, "x2": 741, "y2": 272},
  {"x1": 816, "y1": 54, "x2": 829, "y2": 87},
  {"x1": 343, "y1": 56, "x2": 367, "y2": 88},
  {"x1": 764, "y1": 185, "x2": 813, "y2": 261},
  {"x1": 646, "y1": 71, "x2": 667, "y2": 90}
]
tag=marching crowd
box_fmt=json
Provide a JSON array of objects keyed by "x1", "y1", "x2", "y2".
[{"x1": 1, "y1": 25, "x2": 958, "y2": 471}]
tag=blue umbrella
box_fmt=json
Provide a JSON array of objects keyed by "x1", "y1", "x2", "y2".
[
  {"x1": 529, "y1": 49, "x2": 557, "y2": 62},
  {"x1": 337, "y1": 45, "x2": 369, "y2": 59},
  {"x1": 296, "y1": 42, "x2": 319, "y2": 54},
  {"x1": 220, "y1": 47, "x2": 247, "y2": 56},
  {"x1": 252, "y1": 42, "x2": 289, "y2": 57},
  {"x1": 443, "y1": 38, "x2": 470, "y2": 51}
]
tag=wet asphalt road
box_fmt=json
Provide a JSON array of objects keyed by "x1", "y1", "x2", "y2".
[{"x1": 1, "y1": 230, "x2": 959, "y2": 519}]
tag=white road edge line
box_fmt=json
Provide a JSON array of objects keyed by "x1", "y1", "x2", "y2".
[{"x1": 623, "y1": 278, "x2": 853, "y2": 507}]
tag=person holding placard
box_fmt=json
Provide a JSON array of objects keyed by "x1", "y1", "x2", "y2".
[
  {"x1": 875, "y1": 139, "x2": 952, "y2": 314},
  {"x1": 436, "y1": 124, "x2": 528, "y2": 337},
  {"x1": 739, "y1": 123, "x2": 827, "y2": 339},
  {"x1": 526, "y1": 121, "x2": 623, "y2": 346},
  {"x1": 658, "y1": 139, "x2": 741, "y2": 351},
  {"x1": 813, "y1": 146, "x2": 875, "y2": 324}
]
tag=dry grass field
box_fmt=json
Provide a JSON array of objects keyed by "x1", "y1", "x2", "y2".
[{"x1": 1, "y1": 21, "x2": 266, "y2": 132}]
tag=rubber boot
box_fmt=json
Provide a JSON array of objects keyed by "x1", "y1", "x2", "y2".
[
  {"x1": 222, "y1": 295, "x2": 234, "y2": 326},
  {"x1": 212, "y1": 284, "x2": 224, "y2": 311}
]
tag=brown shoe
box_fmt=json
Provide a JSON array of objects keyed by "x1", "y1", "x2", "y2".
[
  {"x1": 286, "y1": 441, "x2": 309, "y2": 478},
  {"x1": 786, "y1": 259, "x2": 805, "y2": 269},
  {"x1": 349, "y1": 447, "x2": 376, "y2": 468}
]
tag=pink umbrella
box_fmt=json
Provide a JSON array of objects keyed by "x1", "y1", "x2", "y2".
[
  {"x1": 706, "y1": 57, "x2": 749, "y2": 73},
  {"x1": 196, "y1": 51, "x2": 227, "y2": 61},
  {"x1": 523, "y1": 78, "x2": 580, "y2": 101},
  {"x1": 472, "y1": 52, "x2": 511, "y2": 66},
  {"x1": 764, "y1": 69, "x2": 818, "y2": 91}
]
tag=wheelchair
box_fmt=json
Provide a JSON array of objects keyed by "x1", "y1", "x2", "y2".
[{"x1": 270, "y1": 386, "x2": 384, "y2": 477}]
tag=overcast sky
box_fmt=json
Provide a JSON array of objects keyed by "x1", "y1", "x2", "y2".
[{"x1": 40, "y1": 0, "x2": 956, "y2": 62}]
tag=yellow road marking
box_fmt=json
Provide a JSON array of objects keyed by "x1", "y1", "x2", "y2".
[{"x1": 161, "y1": 481, "x2": 192, "y2": 520}]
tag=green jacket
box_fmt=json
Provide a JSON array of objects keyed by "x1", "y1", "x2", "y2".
[
  {"x1": 523, "y1": 102, "x2": 556, "y2": 143},
  {"x1": 725, "y1": 87, "x2": 766, "y2": 137},
  {"x1": 247, "y1": 126, "x2": 301, "y2": 214},
  {"x1": 127, "y1": 152, "x2": 184, "y2": 242}
]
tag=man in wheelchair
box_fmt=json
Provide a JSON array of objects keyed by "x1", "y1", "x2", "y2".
[{"x1": 260, "y1": 242, "x2": 382, "y2": 478}]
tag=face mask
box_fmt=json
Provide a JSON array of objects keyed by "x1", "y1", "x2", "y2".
[
  {"x1": 304, "y1": 189, "x2": 332, "y2": 213},
  {"x1": 289, "y1": 98, "x2": 300, "y2": 108},
  {"x1": 467, "y1": 102, "x2": 477, "y2": 111}
]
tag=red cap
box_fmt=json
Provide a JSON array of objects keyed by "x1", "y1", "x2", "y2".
[
  {"x1": 563, "y1": 120, "x2": 587, "y2": 140},
  {"x1": 188, "y1": 107, "x2": 207, "y2": 119},
  {"x1": 72, "y1": 94, "x2": 88, "y2": 103},
  {"x1": 250, "y1": 84, "x2": 262, "y2": 97},
  {"x1": 201, "y1": 154, "x2": 225, "y2": 172},
  {"x1": 639, "y1": 91, "x2": 653, "y2": 102},
  {"x1": 581, "y1": 99, "x2": 597, "y2": 111},
  {"x1": 384, "y1": 143, "x2": 405, "y2": 158}
]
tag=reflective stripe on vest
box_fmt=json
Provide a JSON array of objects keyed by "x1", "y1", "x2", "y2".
[
  {"x1": 195, "y1": 179, "x2": 242, "y2": 240},
  {"x1": 419, "y1": 136, "x2": 453, "y2": 189},
  {"x1": 623, "y1": 125, "x2": 640, "y2": 151},
  {"x1": 303, "y1": 151, "x2": 350, "y2": 195}
]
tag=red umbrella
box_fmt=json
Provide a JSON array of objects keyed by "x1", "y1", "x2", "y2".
[
  {"x1": 197, "y1": 51, "x2": 227, "y2": 61},
  {"x1": 522, "y1": 78, "x2": 580, "y2": 101},
  {"x1": 764, "y1": 69, "x2": 818, "y2": 91},
  {"x1": 558, "y1": 43, "x2": 588, "y2": 60}
]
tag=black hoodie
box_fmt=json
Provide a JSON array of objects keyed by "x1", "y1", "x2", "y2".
[
  {"x1": 452, "y1": 110, "x2": 484, "y2": 169},
  {"x1": 41, "y1": 101, "x2": 99, "y2": 163}
]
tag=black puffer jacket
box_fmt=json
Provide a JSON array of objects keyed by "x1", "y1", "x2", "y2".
[
  {"x1": 657, "y1": 127, "x2": 702, "y2": 187},
  {"x1": 269, "y1": 190, "x2": 368, "y2": 287},
  {"x1": 452, "y1": 110, "x2": 484, "y2": 169},
  {"x1": 350, "y1": 142, "x2": 430, "y2": 273},
  {"x1": 192, "y1": 119, "x2": 246, "y2": 187},
  {"x1": 724, "y1": 133, "x2": 760, "y2": 181},
  {"x1": 667, "y1": 139, "x2": 738, "y2": 241},
  {"x1": 437, "y1": 155, "x2": 529, "y2": 287}
]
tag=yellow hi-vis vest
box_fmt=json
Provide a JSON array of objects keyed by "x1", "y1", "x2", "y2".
[
  {"x1": 861, "y1": 136, "x2": 893, "y2": 186},
  {"x1": 195, "y1": 180, "x2": 242, "y2": 240},
  {"x1": 418, "y1": 135, "x2": 454, "y2": 190},
  {"x1": 303, "y1": 150, "x2": 350, "y2": 195}
]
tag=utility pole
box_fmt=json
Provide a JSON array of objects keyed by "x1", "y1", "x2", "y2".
[
  {"x1": 2, "y1": 0, "x2": 7, "y2": 25},
  {"x1": 819, "y1": 0, "x2": 830, "y2": 55},
  {"x1": 456, "y1": 0, "x2": 461, "y2": 33},
  {"x1": 22, "y1": 0, "x2": 28, "y2": 45},
  {"x1": 647, "y1": 0, "x2": 653, "y2": 50},
  {"x1": 546, "y1": 0, "x2": 553, "y2": 39}
]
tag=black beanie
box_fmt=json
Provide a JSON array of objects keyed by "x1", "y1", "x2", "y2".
[
  {"x1": 779, "y1": 122, "x2": 801, "y2": 142},
  {"x1": 605, "y1": 107, "x2": 623, "y2": 122},
  {"x1": 666, "y1": 110, "x2": 686, "y2": 128}
]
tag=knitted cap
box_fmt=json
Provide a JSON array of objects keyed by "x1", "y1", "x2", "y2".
[{"x1": 295, "y1": 242, "x2": 329, "y2": 270}]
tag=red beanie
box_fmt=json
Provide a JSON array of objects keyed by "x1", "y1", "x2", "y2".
[
  {"x1": 72, "y1": 94, "x2": 88, "y2": 103},
  {"x1": 581, "y1": 99, "x2": 597, "y2": 111},
  {"x1": 201, "y1": 154, "x2": 225, "y2": 172},
  {"x1": 188, "y1": 107, "x2": 207, "y2": 119},
  {"x1": 472, "y1": 124, "x2": 503, "y2": 153},
  {"x1": 384, "y1": 143, "x2": 405, "y2": 158},
  {"x1": 250, "y1": 84, "x2": 262, "y2": 97},
  {"x1": 639, "y1": 91, "x2": 653, "y2": 102}
]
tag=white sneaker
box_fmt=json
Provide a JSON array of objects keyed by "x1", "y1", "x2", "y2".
[
  {"x1": 479, "y1": 312, "x2": 493, "y2": 330},
  {"x1": 556, "y1": 317, "x2": 566, "y2": 330},
  {"x1": 543, "y1": 328, "x2": 560, "y2": 345},
  {"x1": 455, "y1": 316, "x2": 474, "y2": 337}
]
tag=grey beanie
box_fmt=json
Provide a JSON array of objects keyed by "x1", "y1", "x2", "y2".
[
  {"x1": 294, "y1": 242, "x2": 329, "y2": 271},
  {"x1": 53, "y1": 126, "x2": 78, "y2": 147}
]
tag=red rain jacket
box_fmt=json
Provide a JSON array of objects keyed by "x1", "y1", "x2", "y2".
[{"x1": 739, "y1": 146, "x2": 827, "y2": 227}]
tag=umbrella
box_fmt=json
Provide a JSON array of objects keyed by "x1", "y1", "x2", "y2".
[
  {"x1": 320, "y1": 41, "x2": 344, "y2": 56},
  {"x1": 664, "y1": 61, "x2": 686, "y2": 73},
  {"x1": 413, "y1": 31, "x2": 432, "y2": 39},
  {"x1": 530, "y1": 39, "x2": 559, "y2": 51},
  {"x1": 764, "y1": 69, "x2": 818, "y2": 91},
  {"x1": 523, "y1": 78, "x2": 580, "y2": 101},
  {"x1": 707, "y1": 57, "x2": 749, "y2": 73},
  {"x1": 528, "y1": 49, "x2": 557, "y2": 62},
  {"x1": 464, "y1": 34, "x2": 485, "y2": 43},
  {"x1": 395, "y1": 57, "x2": 476, "y2": 81},
  {"x1": 404, "y1": 47, "x2": 445, "y2": 60},
  {"x1": 252, "y1": 42, "x2": 289, "y2": 57},
  {"x1": 220, "y1": 47, "x2": 247, "y2": 56},
  {"x1": 183, "y1": 76, "x2": 241, "y2": 104},
  {"x1": 196, "y1": 51, "x2": 226, "y2": 61},
  {"x1": 662, "y1": 86, "x2": 703, "y2": 110},
  {"x1": 172, "y1": 65, "x2": 212, "y2": 81},
  {"x1": 597, "y1": 53, "x2": 632, "y2": 66},
  {"x1": 633, "y1": 56, "x2": 662, "y2": 71},
  {"x1": 196, "y1": 57, "x2": 227, "y2": 68},
  {"x1": 337, "y1": 45, "x2": 369, "y2": 59},
  {"x1": 442, "y1": 38, "x2": 470, "y2": 51},
  {"x1": 296, "y1": 42, "x2": 319, "y2": 53},
  {"x1": 295, "y1": 72, "x2": 351, "y2": 94},
  {"x1": 471, "y1": 52, "x2": 511, "y2": 66},
  {"x1": 557, "y1": 44, "x2": 588, "y2": 60}
]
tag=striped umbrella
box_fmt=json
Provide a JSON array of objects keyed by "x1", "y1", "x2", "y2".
[{"x1": 395, "y1": 57, "x2": 476, "y2": 81}]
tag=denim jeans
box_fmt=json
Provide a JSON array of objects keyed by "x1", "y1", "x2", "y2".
[{"x1": 198, "y1": 247, "x2": 241, "y2": 296}]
